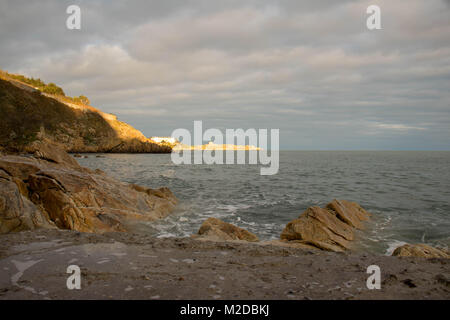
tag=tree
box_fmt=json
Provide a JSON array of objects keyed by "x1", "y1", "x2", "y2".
[
  {"x1": 43, "y1": 83, "x2": 65, "y2": 96},
  {"x1": 78, "y1": 95, "x2": 90, "y2": 105}
]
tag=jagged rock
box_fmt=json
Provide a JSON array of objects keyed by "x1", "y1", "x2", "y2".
[
  {"x1": 195, "y1": 217, "x2": 259, "y2": 242},
  {"x1": 0, "y1": 145, "x2": 177, "y2": 234},
  {"x1": 326, "y1": 199, "x2": 370, "y2": 229},
  {"x1": 392, "y1": 244, "x2": 450, "y2": 259},
  {"x1": 280, "y1": 200, "x2": 371, "y2": 252}
]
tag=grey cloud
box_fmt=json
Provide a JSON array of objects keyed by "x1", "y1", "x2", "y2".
[{"x1": 0, "y1": 0, "x2": 449, "y2": 150}]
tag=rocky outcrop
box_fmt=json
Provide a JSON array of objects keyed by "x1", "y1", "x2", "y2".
[
  {"x1": 25, "y1": 140, "x2": 81, "y2": 167},
  {"x1": 392, "y1": 244, "x2": 450, "y2": 259},
  {"x1": 0, "y1": 169, "x2": 55, "y2": 233},
  {"x1": 280, "y1": 200, "x2": 371, "y2": 252},
  {"x1": 0, "y1": 78, "x2": 171, "y2": 153},
  {"x1": 0, "y1": 144, "x2": 177, "y2": 234},
  {"x1": 194, "y1": 217, "x2": 259, "y2": 242}
]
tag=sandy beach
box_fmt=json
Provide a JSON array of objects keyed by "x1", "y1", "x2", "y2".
[{"x1": 0, "y1": 229, "x2": 448, "y2": 300}]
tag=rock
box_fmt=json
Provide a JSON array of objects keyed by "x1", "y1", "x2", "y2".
[
  {"x1": 26, "y1": 140, "x2": 80, "y2": 167},
  {"x1": 0, "y1": 173, "x2": 55, "y2": 233},
  {"x1": 0, "y1": 145, "x2": 177, "y2": 234},
  {"x1": 392, "y1": 244, "x2": 450, "y2": 259},
  {"x1": 326, "y1": 199, "x2": 370, "y2": 229},
  {"x1": 280, "y1": 200, "x2": 371, "y2": 252},
  {"x1": 195, "y1": 217, "x2": 259, "y2": 242}
]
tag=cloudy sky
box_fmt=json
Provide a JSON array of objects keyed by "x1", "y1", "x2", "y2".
[{"x1": 1, "y1": 0, "x2": 449, "y2": 150}]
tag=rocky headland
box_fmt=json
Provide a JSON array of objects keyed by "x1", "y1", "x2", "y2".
[{"x1": 0, "y1": 75, "x2": 171, "y2": 153}]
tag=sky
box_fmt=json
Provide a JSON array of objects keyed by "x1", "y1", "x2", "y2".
[{"x1": 1, "y1": 0, "x2": 449, "y2": 150}]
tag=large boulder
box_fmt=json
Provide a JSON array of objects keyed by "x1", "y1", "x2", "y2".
[
  {"x1": 280, "y1": 200, "x2": 371, "y2": 252},
  {"x1": 0, "y1": 145, "x2": 177, "y2": 233},
  {"x1": 195, "y1": 217, "x2": 259, "y2": 242},
  {"x1": 392, "y1": 244, "x2": 450, "y2": 259}
]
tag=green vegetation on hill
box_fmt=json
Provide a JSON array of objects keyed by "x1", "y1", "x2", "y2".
[
  {"x1": 0, "y1": 70, "x2": 90, "y2": 106},
  {"x1": 0, "y1": 77, "x2": 172, "y2": 153}
]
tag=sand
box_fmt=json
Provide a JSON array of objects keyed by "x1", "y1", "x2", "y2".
[{"x1": 0, "y1": 229, "x2": 448, "y2": 300}]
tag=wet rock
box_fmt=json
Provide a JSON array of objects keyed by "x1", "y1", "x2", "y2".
[
  {"x1": 280, "y1": 200, "x2": 371, "y2": 252},
  {"x1": 194, "y1": 217, "x2": 259, "y2": 242},
  {"x1": 392, "y1": 244, "x2": 450, "y2": 259}
]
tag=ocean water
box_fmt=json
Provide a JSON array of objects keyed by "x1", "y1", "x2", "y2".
[{"x1": 77, "y1": 151, "x2": 450, "y2": 255}]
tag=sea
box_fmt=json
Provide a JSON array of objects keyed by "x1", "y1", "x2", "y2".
[{"x1": 77, "y1": 151, "x2": 450, "y2": 255}]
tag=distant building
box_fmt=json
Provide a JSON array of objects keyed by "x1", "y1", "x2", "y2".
[{"x1": 151, "y1": 137, "x2": 177, "y2": 144}]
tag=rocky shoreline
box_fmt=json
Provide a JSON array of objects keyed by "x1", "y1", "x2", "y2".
[
  {"x1": 0, "y1": 144, "x2": 449, "y2": 300},
  {"x1": 0, "y1": 142, "x2": 177, "y2": 233}
]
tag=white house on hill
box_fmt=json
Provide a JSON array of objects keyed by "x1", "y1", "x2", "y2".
[{"x1": 151, "y1": 137, "x2": 177, "y2": 144}]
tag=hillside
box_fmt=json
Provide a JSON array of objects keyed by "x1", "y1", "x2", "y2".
[{"x1": 0, "y1": 73, "x2": 171, "y2": 153}]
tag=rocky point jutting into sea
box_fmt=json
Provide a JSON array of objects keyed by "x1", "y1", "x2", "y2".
[
  {"x1": 0, "y1": 72, "x2": 449, "y2": 300},
  {"x1": 0, "y1": 72, "x2": 172, "y2": 153}
]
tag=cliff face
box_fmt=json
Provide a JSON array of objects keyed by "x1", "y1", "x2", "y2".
[{"x1": 0, "y1": 78, "x2": 171, "y2": 153}]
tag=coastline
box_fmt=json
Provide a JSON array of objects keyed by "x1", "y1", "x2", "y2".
[
  {"x1": 0, "y1": 229, "x2": 448, "y2": 300},
  {"x1": 1, "y1": 142, "x2": 449, "y2": 300}
]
